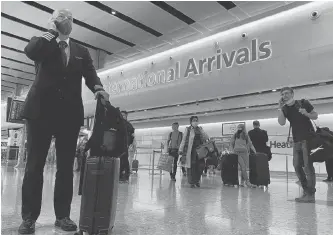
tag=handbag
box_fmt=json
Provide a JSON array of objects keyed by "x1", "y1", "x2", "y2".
[
  {"x1": 196, "y1": 141, "x2": 216, "y2": 160},
  {"x1": 157, "y1": 153, "x2": 173, "y2": 172}
]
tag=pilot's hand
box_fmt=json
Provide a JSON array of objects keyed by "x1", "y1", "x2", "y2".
[
  {"x1": 94, "y1": 89, "x2": 110, "y2": 103},
  {"x1": 47, "y1": 17, "x2": 59, "y2": 32}
]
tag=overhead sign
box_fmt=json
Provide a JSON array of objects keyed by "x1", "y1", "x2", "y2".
[
  {"x1": 6, "y1": 97, "x2": 25, "y2": 124},
  {"x1": 104, "y1": 39, "x2": 272, "y2": 96},
  {"x1": 222, "y1": 122, "x2": 246, "y2": 136}
]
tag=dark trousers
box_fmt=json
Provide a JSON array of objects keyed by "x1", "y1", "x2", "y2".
[
  {"x1": 119, "y1": 151, "x2": 130, "y2": 181},
  {"x1": 326, "y1": 158, "x2": 333, "y2": 178},
  {"x1": 169, "y1": 149, "x2": 185, "y2": 178},
  {"x1": 187, "y1": 150, "x2": 205, "y2": 185},
  {"x1": 187, "y1": 162, "x2": 205, "y2": 185},
  {"x1": 22, "y1": 118, "x2": 80, "y2": 221},
  {"x1": 78, "y1": 154, "x2": 87, "y2": 196}
]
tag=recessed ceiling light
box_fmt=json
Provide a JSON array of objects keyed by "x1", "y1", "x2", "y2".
[
  {"x1": 111, "y1": 11, "x2": 116, "y2": 15},
  {"x1": 272, "y1": 89, "x2": 277, "y2": 92},
  {"x1": 246, "y1": 107, "x2": 249, "y2": 109},
  {"x1": 177, "y1": 104, "x2": 180, "y2": 107}
]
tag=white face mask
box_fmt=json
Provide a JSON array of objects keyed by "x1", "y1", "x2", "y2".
[{"x1": 192, "y1": 122, "x2": 198, "y2": 127}]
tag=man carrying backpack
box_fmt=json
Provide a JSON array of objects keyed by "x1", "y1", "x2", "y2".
[
  {"x1": 278, "y1": 87, "x2": 318, "y2": 203},
  {"x1": 167, "y1": 122, "x2": 186, "y2": 181}
]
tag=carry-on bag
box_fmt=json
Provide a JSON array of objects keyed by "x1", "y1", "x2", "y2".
[
  {"x1": 79, "y1": 157, "x2": 120, "y2": 235},
  {"x1": 307, "y1": 121, "x2": 333, "y2": 163},
  {"x1": 157, "y1": 153, "x2": 173, "y2": 172},
  {"x1": 132, "y1": 159, "x2": 139, "y2": 173},
  {"x1": 249, "y1": 152, "x2": 270, "y2": 187},
  {"x1": 77, "y1": 97, "x2": 127, "y2": 235},
  {"x1": 221, "y1": 153, "x2": 239, "y2": 186},
  {"x1": 196, "y1": 141, "x2": 218, "y2": 160},
  {"x1": 132, "y1": 151, "x2": 139, "y2": 173},
  {"x1": 206, "y1": 154, "x2": 218, "y2": 168}
]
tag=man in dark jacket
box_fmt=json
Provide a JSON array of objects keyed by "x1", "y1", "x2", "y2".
[
  {"x1": 19, "y1": 9, "x2": 109, "y2": 234},
  {"x1": 248, "y1": 120, "x2": 271, "y2": 160},
  {"x1": 120, "y1": 111, "x2": 135, "y2": 183}
]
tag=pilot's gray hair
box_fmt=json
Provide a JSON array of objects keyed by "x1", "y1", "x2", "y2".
[{"x1": 50, "y1": 9, "x2": 72, "y2": 21}]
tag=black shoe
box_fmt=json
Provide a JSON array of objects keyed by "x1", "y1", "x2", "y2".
[
  {"x1": 323, "y1": 178, "x2": 333, "y2": 182},
  {"x1": 195, "y1": 183, "x2": 200, "y2": 187},
  {"x1": 190, "y1": 184, "x2": 195, "y2": 188},
  {"x1": 18, "y1": 219, "x2": 36, "y2": 234},
  {"x1": 172, "y1": 178, "x2": 176, "y2": 182},
  {"x1": 55, "y1": 217, "x2": 77, "y2": 232}
]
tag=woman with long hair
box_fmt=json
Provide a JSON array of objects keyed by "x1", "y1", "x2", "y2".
[
  {"x1": 179, "y1": 116, "x2": 209, "y2": 188},
  {"x1": 230, "y1": 124, "x2": 256, "y2": 187}
]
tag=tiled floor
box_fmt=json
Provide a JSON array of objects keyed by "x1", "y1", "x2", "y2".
[{"x1": 1, "y1": 165, "x2": 333, "y2": 235}]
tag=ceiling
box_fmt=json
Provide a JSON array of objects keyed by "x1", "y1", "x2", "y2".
[{"x1": 1, "y1": 1, "x2": 302, "y2": 102}]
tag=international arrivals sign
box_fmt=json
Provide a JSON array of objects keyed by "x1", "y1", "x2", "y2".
[{"x1": 104, "y1": 39, "x2": 272, "y2": 95}]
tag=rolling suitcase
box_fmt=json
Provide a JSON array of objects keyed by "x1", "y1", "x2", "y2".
[
  {"x1": 77, "y1": 97, "x2": 127, "y2": 235},
  {"x1": 132, "y1": 158, "x2": 139, "y2": 173},
  {"x1": 249, "y1": 152, "x2": 270, "y2": 187},
  {"x1": 221, "y1": 153, "x2": 239, "y2": 186},
  {"x1": 78, "y1": 157, "x2": 120, "y2": 235}
]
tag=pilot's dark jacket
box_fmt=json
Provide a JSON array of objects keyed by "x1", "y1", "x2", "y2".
[{"x1": 22, "y1": 29, "x2": 103, "y2": 125}]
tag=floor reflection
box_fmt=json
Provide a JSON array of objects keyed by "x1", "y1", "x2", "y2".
[{"x1": 1, "y1": 165, "x2": 333, "y2": 235}]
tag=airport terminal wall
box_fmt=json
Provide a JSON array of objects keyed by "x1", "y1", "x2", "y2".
[{"x1": 81, "y1": 2, "x2": 333, "y2": 117}]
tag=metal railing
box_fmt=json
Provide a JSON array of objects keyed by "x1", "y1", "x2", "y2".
[{"x1": 149, "y1": 150, "x2": 164, "y2": 176}]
